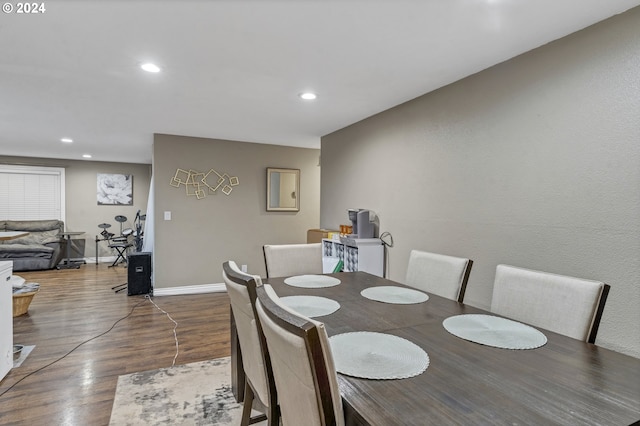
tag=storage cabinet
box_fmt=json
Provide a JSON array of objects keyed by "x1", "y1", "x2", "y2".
[
  {"x1": 322, "y1": 237, "x2": 384, "y2": 277},
  {"x1": 0, "y1": 261, "x2": 13, "y2": 381}
]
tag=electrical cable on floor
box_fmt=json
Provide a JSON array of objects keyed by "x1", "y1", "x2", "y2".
[
  {"x1": 145, "y1": 294, "x2": 180, "y2": 367},
  {"x1": 0, "y1": 298, "x2": 148, "y2": 398}
]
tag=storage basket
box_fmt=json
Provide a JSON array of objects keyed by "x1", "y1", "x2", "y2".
[{"x1": 13, "y1": 290, "x2": 38, "y2": 317}]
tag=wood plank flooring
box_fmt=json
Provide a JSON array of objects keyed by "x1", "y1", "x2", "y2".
[{"x1": 0, "y1": 263, "x2": 232, "y2": 425}]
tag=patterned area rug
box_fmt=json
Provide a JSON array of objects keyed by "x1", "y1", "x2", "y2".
[{"x1": 109, "y1": 357, "x2": 251, "y2": 425}]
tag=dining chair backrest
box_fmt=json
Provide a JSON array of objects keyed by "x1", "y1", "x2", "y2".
[
  {"x1": 222, "y1": 261, "x2": 278, "y2": 426},
  {"x1": 263, "y1": 243, "x2": 323, "y2": 278},
  {"x1": 255, "y1": 284, "x2": 344, "y2": 426},
  {"x1": 490, "y1": 264, "x2": 610, "y2": 343},
  {"x1": 405, "y1": 250, "x2": 473, "y2": 303}
]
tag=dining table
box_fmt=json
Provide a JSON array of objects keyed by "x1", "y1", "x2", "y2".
[{"x1": 231, "y1": 271, "x2": 640, "y2": 425}]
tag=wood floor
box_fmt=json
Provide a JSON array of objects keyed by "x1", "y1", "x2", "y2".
[{"x1": 0, "y1": 263, "x2": 232, "y2": 425}]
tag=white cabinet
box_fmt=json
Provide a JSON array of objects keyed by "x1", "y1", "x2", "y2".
[
  {"x1": 0, "y1": 261, "x2": 13, "y2": 381},
  {"x1": 322, "y1": 237, "x2": 384, "y2": 277}
]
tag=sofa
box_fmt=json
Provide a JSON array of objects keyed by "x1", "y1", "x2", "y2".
[{"x1": 0, "y1": 220, "x2": 65, "y2": 271}]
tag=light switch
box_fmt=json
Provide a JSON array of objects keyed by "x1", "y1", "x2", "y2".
[{"x1": 164, "y1": 211, "x2": 172, "y2": 221}]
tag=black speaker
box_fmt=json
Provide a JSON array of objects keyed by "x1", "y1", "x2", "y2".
[{"x1": 127, "y1": 252, "x2": 152, "y2": 296}]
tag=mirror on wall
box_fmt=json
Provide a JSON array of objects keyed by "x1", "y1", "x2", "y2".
[{"x1": 267, "y1": 168, "x2": 300, "y2": 212}]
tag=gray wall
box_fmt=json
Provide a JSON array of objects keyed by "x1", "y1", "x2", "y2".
[
  {"x1": 321, "y1": 8, "x2": 640, "y2": 357},
  {"x1": 0, "y1": 155, "x2": 151, "y2": 259},
  {"x1": 152, "y1": 134, "x2": 320, "y2": 289}
]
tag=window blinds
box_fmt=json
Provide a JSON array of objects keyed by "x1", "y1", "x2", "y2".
[{"x1": 0, "y1": 165, "x2": 64, "y2": 221}]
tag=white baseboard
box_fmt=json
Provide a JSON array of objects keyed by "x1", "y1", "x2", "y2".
[
  {"x1": 84, "y1": 256, "x2": 118, "y2": 264},
  {"x1": 152, "y1": 283, "x2": 226, "y2": 296},
  {"x1": 88, "y1": 259, "x2": 225, "y2": 296}
]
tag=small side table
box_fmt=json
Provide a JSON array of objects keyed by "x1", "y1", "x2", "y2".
[{"x1": 57, "y1": 231, "x2": 85, "y2": 270}]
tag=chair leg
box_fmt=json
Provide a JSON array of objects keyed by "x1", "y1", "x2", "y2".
[
  {"x1": 266, "y1": 403, "x2": 280, "y2": 426},
  {"x1": 241, "y1": 381, "x2": 254, "y2": 426},
  {"x1": 242, "y1": 380, "x2": 272, "y2": 425}
]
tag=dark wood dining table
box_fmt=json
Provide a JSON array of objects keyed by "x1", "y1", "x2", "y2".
[{"x1": 232, "y1": 271, "x2": 640, "y2": 425}]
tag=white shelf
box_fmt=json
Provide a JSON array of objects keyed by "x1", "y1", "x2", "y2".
[
  {"x1": 322, "y1": 237, "x2": 384, "y2": 277},
  {"x1": 0, "y1": 261, "x2": 13, "y2": 381}
]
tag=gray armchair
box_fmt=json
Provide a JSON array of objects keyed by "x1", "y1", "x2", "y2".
[{"x1": 0, "y1": 220, "x2": 65, "y2": 271}]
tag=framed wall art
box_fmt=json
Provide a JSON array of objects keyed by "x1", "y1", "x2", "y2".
[{"x1": 97, "y1": 173, "x2": 133, "y2": 205}]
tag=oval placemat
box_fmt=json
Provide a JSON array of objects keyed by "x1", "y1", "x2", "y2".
[
  {"x1": 283, "y1": 274, "x2": 341, "y2": 288},
  {"x1": 361, "y1": 286, "x2": 429, "y2": 304},
  {"x1": 443, "y1": 314, "x2": 547, "y2": 350},
  {"x1": 329, "y1": 332, "x2": 429, "y2": 379},
  {"x1": 279, "y1": 295, "x2": 341, "y2": 318}
]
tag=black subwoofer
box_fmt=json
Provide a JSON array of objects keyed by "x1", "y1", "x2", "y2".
[{"x1": 127, "y1": 252, "x2": 152, "y2": 296}]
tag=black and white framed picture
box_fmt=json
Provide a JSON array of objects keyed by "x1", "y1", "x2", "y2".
[{"x1": 97, "y1": 173, "x2": 133, "y2": 205}]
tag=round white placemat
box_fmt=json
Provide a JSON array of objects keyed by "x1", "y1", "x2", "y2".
[
  {"x1": 329, "y1": 332, "x2": 430, "y2": 379},
  {"x1": 283, "y1": 275, "x2": 341, "y2": 288},
  {"x1": 361, "y1": 286, "x2": 429, "y2": 304},
  {"x1": 442, "y1": 314, "x2": 547, "y2": 350},
  {"x1": 279, "y1": 295, "x2": 341, "y2": 318}
]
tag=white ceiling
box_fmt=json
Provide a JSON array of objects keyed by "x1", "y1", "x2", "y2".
[{"x1": 1, "y1": 0, "x2": 638, "y2": 164}]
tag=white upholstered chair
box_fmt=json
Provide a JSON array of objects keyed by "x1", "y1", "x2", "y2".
[
  {"x1": 255, "y1": 284, "x2": 345, "y2": 426},
  {"x1": 222, "y1": 261, "x2": 279, "y2": 426},
  {"x1": 405, "y1": 250, "x2": 473, "y2": 303},
  {"x1": 490, "y1": 264, "x2": 610, "y2": 343},
  {"x1": 263, "y1": 243, "x2": 323, "y2": 278}
]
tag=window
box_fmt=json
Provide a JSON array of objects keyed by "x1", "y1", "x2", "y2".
[{"x1": 0, "y1": 165, "x2": 65, "y2": 221}]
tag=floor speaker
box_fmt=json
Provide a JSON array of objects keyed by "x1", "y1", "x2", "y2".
[{"x1": 128, "y1": 252, "x2": 152, "y2": 296}]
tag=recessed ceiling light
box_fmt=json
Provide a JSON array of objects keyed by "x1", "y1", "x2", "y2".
[
  {"x1": 299, "y1": 92, "x2": 317, "y2": 100},
  {"x1": 141, "y1": 63, "x2": 161, "y2": 73},
  {"x1": 82, "y1": 154, "x2": 92, "y2": 159},
  {"x1": 60, "y1": 138, "x2": 73, "y2": 143}
]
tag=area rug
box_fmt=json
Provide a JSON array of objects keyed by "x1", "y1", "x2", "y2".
[{"x1": 109, "y1": 357, "x2": 258, "y2": 425}]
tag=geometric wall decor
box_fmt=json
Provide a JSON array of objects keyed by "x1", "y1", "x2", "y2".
[{"x1": 170, "y1": 168, "x2": 239, "y2": 200}]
